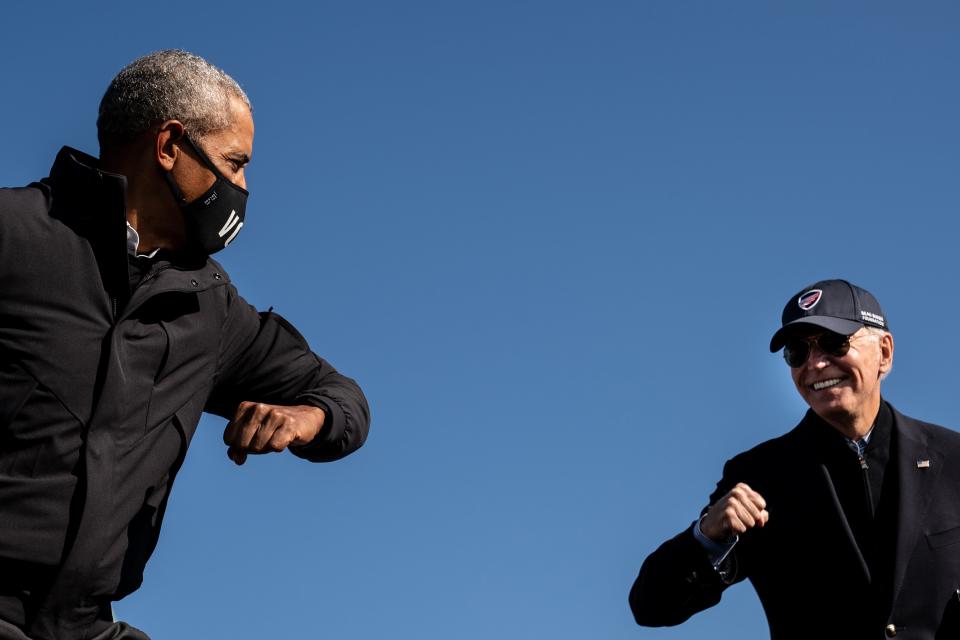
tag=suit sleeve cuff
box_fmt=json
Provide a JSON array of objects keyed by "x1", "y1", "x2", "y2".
[
  {"x1": 691, "y1": 516, "x2": 738, "y2": 568},
  {"x1": 290, "y1": 393, "x2": 346, "y2": 451}
]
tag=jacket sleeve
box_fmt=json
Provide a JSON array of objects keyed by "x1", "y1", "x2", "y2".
[
  {"x1": 629, "y1": 460, "x2": 745, "y2": 626},
  {"x1": 204, "y1": 284, "x2": 370, "y2": 462}
]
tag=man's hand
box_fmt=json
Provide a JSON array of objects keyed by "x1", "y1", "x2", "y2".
[
  {"x1": 223, "y1": 401, "x2": 326, "y2": 465},
  {"x1": 700, "y1": 482, "x2": 769, "y2": 542}
]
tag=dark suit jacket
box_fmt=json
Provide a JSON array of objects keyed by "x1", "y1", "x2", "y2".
[{"x1": 630, "y1": 402, "x2": 960, "y2": 640}]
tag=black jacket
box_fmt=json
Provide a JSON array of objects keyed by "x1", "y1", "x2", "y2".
[
  {"x1": 0, "y1": 148, "x2": 370, "y2": 635},
  {"x1": 629, "y1": 403, "x2": 960, "y2": 640}
]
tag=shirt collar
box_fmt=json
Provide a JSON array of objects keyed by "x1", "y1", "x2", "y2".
[
  {"x1": 126, "y1": 222, "x2": 160, "y2": 259},
  {"x1": 842, "y1": 400, "x2": 893, "y2": 457},
  {"x1": 844, "y1": 428, "x2": 873, "y2": 457}
]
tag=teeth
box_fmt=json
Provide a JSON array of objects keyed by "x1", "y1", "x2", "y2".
[{"x1": 812, "y1": 378, "x2": 842, "y2": 391}]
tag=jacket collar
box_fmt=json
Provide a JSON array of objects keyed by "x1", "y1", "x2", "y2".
[
  {"x1": 44, "y1": 147, "x2": 131, "y2": 304},
  {"x1": 44, "y1": 146, "x2": 132, "y2": 234},
  {"x1": 45, "y1": 146, "x2": 128, "y2": 205},
  {"x1": 40, "y1": 147, "x2": 226, "y2": 308}
]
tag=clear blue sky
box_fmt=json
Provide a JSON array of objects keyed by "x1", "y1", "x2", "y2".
[{"x1": 3, "y1": 2, "x2": 959, "y2": 638}]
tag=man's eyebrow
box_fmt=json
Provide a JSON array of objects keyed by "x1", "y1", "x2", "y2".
[{"x1": 224, "y1": 151, "x2": 251, "y2": 165}]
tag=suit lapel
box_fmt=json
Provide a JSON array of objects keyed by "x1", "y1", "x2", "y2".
[
  {"x1": 888, "y1": 409, "x2": 943, "y2": 612},
  {"x1": 795, "y1": 413, "x2": 871, "y2": 584},
  {"x1": 817, "y1": 463, "x2": 871, "y2": 583}
]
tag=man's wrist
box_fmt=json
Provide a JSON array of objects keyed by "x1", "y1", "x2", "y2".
[{"x1": 691, "y1": 516, "x2": 738, "y2": 568}]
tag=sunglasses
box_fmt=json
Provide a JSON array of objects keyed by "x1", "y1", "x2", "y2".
[{"x1": 782, "y1": 331, "x2": 852, "y2": 368}]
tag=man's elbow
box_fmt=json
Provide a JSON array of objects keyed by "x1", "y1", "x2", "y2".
[
  {"x1": 628, "y1": 547, "x2": 711, "y2": 627},
  {"x1": 629, "y1": 574, "x2": 676, "y2": 627}
]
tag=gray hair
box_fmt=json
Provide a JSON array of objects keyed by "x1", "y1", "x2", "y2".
[
  {"x1": 97, "y1": 49, "x2": 251, "y2": 148},
  {"x1": 860, "y1": 326, "x2": 893, "y2": 380}
]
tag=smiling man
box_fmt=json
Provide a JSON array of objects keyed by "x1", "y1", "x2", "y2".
[
  {"x1": 629, "y1": 279, "x2": 960, "y2": 639},
  {"x1": 0, "y1": 51, "x2": 369, "y2": 639}
]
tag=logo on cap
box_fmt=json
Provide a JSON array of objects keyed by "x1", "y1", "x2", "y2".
[{"x1": 798, "y1": 289, "x2": 822, "y2": 311}]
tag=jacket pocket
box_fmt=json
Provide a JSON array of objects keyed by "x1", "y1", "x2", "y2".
[
  {"x1": 0, "y1": 362, "x2": 38, "y2": 432},
  {"x1": 927, "y1": 525, "x2": 960, "y2": 550},
  {"x1": 0, "y1": 363, "x2": 80, "y2": 477},
  {"x1": 0, "y1": 363, "x2": 40, "y2": 474}
]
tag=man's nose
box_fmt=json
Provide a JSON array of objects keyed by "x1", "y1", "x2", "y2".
[{"x1": 804, "y1": 344, "x2": 830, "y2": 368}]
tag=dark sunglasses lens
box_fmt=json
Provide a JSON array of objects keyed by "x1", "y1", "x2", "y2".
[
  {"x1": 818, "y1": 332, "x2": 850, "y2": 356},
  {"x1": 783, "y1": 341, "x2": 809, "y2": 367},
  {"x1": 782, "y1": 332, "x2": 852, "y2": 367}
]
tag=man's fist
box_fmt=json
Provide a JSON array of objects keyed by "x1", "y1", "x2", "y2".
[
  {"x1": 223, "y1": 401, "x2": 326, "y2": 465},
  {"x1": 700, "y1": 482, "x2": 769, "y2": 542}
]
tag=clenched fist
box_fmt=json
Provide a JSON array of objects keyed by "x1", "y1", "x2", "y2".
[
  {"x1": 700, "y1": 482, "x2": 769, "y2": 542},
  {"x1": 223, "y1": 401, "x2": 326, "y2": 465}
]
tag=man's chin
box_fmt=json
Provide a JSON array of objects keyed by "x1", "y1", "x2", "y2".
[{"x1": 808, "y1": 401, "x2": 853, "y2": 426}]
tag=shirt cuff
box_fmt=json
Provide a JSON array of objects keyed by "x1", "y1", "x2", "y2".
[{"x1": 691, "y1": 516, "x2": 738, "y2": 568}]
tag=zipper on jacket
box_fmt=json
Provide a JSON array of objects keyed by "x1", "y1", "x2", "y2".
[
  {"x1": 138, "y1": 263, "x2": 173, "y2": 287},
  {"x1": 116, "y1": 263, "x2": 173, "y2": 322},
  {"x1": 111, "y1": 296, "x2": 118, "y2": 321},
  {"x1": 858, "y1": 454, "x2": 874, "y2": 519}
]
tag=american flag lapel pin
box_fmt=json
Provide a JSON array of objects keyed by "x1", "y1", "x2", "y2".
[{"x1": 916, "y1": 458, "x2": 930, "y2": 469}]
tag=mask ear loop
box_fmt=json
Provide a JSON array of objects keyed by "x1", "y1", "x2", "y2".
[
  {"x1": 162, "y1": 170, "x2": 188, "y2": 205},
  {"x1": 182, "y1": 133, "x2": 229, "y2": 178}
]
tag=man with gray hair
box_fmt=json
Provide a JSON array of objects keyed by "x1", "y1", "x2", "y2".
[
  {"x1": 0, "y1": 50, "x2": 370, "y2": 639},
  {"x1": 629, "y1": 279, "x2": 960, "y2": 638}
]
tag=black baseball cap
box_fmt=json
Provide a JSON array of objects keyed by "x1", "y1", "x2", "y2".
[{"x1": 769, "y1": 279, "x2": 888, "y2": 352}]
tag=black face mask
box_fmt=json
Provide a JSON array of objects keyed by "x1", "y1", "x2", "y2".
[{"x1": 162, "y1": 133, "x2": 248, "y2": 255}]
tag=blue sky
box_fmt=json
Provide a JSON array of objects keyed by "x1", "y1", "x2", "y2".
[{"x1": 3, "y1": 2, "x2": 959, "y2": 638}]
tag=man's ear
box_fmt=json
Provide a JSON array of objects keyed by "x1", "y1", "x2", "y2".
[
  {"x1": 878, "y1": 332, "x2": 894, "y2": 376},
  {"x1": 155, "y1": 120, "x2": 186, "y2": 171}
]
